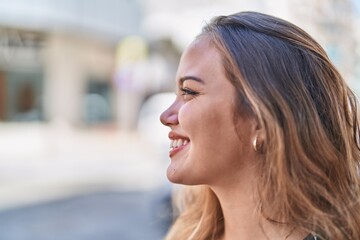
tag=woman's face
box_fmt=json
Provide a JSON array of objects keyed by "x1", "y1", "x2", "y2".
[{"x1": 160, "y1": 37, "x2": 257, "y2": 187}]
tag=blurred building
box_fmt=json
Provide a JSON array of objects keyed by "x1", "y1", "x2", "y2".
[
  {"x1": 0, "y1": 0, "x2": 358, "y2": 128},
  {"x1": 0, "y1": 0, "x2": 178, "y2": 130},
  {"x1": 0, "y1": 1, "x2": 139, "y2": 126}
]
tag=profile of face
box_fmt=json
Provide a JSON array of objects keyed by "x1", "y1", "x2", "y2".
[{"x1": 160, "y1": 37, "x2": 258, "y2": 187}]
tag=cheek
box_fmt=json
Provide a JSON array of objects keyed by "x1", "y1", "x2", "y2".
[
  {"x1": 177, "y1": 102, "x2": 198, "y2": 132},
  {"x1": 178, "y1": 100, "x2": 235, "y2": 143},
  {"x1": 178, "y1": 101, "x2": 216, "y2": 136}
]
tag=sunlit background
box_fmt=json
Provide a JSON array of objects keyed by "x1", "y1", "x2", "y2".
[{"x1": 0, "y1": 0, "x2": 359, "y2": 239}]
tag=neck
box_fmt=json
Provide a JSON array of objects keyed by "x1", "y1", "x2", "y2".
[{"x1": 210, "y1": 167, "x2": 305, "y2": 240}]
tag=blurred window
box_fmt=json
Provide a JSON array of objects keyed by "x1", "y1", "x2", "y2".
[
  {"x1": 0, "y1": 72, "x2": 5, "y2": 120},
  {"x1": 83, "y1": 80, "x2": 113, "y2": 125},
  {"x1": 0, "y1": 70, "x2": 43, "y2": 122}
]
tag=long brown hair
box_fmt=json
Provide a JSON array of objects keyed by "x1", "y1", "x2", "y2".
[{"x1": 166, "y1": 11, "x2": 360, "y2": 239}]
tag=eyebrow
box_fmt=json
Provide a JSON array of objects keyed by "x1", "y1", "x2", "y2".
[{"x1": 179, "y1": 76, "x2": 205, "y2": 85}]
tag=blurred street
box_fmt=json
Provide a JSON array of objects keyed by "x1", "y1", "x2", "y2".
[
  {"x1": 0, "y1": 123, "x2": 172, "y2": 240},
  {"x1": 0, "y1": 190, "x2": 172, "y2": 240},
  {"x1": 0, "y1": 124, "x2": 169, "y2": 208}
]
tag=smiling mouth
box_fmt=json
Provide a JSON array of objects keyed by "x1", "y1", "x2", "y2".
[
  {"x1": 170, "y1": 139, "x2": 189, "y2": 149},
  {"x1": 169, "y1": 138, "x2": 190, "y2": 157}
]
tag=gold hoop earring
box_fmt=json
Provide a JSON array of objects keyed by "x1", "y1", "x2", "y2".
[{"x1": 253, "y1": 136, "x2": 259, "y2": 152}]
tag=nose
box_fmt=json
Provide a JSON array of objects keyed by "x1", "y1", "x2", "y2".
[{"x1": 160, "y1": 101, "x2": 179, "y2": 127}]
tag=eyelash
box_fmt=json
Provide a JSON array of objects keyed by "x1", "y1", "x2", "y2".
[{"x1": 180, "y1": 87, "x2": 199, "y2": 97}]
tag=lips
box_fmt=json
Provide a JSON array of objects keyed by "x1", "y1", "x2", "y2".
[
  {"x1": 169, "y1": 140, "x2": 190, "y2": 157},
  {"x1": 168, "y1": 131, "x2": 190, "y2": 157}
]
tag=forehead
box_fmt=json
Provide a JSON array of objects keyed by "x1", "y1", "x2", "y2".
[{"x1": 176, "y1": 37, "x2": 224, "y2": 81}]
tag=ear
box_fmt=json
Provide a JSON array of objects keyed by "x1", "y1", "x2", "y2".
[
  {"x1": 233, "y1": 113, "x2": 265, "y2": 152},
  {"x1": 234, "y1": 114, "x2": 262, "y2": 136}
]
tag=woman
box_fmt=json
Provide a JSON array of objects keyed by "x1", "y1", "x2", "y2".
[{"x1": 160, "y1": 11, "x2": 360, "y2": 240}]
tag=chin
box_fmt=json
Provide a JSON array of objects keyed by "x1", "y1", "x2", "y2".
[
  {"x1": 166, "y1": 169, "x2": 186, "y2": 184},
  {"x1": 167, "y1": 165, "x2": 180, "y2": 183},
  {"x1": 167, "y1": 170, "x2": 203, "y2": 186}
]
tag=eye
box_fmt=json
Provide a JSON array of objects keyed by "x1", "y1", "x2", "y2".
[
  {"x1": 181, "y1": 87, "x2": 197, "y2": 96},
  {"x1": 180, "y1": 87, "x2": 199, "y2": 100}
]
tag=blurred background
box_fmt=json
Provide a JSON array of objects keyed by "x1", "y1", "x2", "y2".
[{"x1": 0, "y1": 0, "x2": 359, "y2": 239}]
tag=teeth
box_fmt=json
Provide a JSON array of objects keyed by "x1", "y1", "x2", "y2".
[
  {"x1": 173, "y1": 139, "x2": 178, "y2": 148},
  {"x1": 170, "y1": 139, "x2": 189, "y2": 149},
  {"x1": 170, "y1": 140, "x2": 176, "y2": 148},
  {"x1": 177, "y1": 139, "x2": 183, "y2": 147}
]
